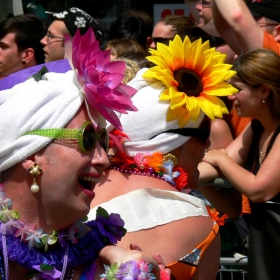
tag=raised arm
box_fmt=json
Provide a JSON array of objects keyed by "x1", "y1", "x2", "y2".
[{"x1": 212, "y1": 0, "x2": 264, "y2": 54}]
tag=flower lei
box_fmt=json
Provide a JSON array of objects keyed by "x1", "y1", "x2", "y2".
[
  {"x1": 101, "y1": 260, "x2": 156, "y2": 280},
  {"x1": 0, "y1": 184, "x2": 127, "y2": 279},
  {"x1": 110, "y1": 149, "x2": 188, "y2": 192}
]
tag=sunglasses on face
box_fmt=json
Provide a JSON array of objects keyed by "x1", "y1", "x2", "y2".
[
  {"x1": 24, "y1": 121, "x2": 109, "y2": 154},
  {"x1": 149, "y1": 119, "x2": 211, "y2": 145},
  {"x1": 152, "y1": 37, "x2": 174, "y2": 46},
  {"x1": 201, "y1": 36, "x2": 225, "y2": 48}
]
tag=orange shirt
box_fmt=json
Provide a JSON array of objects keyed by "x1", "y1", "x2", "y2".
[{"x1": 263, "y1": 31, "x2": 280, "y2": 55}]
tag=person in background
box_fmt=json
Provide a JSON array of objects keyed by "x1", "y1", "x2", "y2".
[
  {"x1": 41, "y1": 7, "x2": 103, "y2": 62},
  {"x1": 199, "y1": 48, "x2": 280, "y2": 280},
  {"x1": 212, "y1": 0, "x2": 280, "y2": 55},
  {"x1": 0, "y1": 28, "x2": 169, "y2": 280},
  {"x1": 149, "y1": 15, "x2": 197, "y2": 49},
  {"x1": 195, "y1": 0, "x2": 213, "y2": 26},
  {"x1": 105, "y1": 37, "x2": 147, "y2": 61},
  {"x1": 109, "y1": 14, "x2": 151, "y2": 51},
  {"x1": 0, "y1": 14, "x2": 48, "y2": 80}
]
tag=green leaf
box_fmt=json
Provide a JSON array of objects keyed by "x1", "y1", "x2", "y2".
[
  {"x1": 32, "y1": 66, "x2": 49, "y2": 82},
  {"x1": 96, "y1": 206, "x2": 109, "y2": 218},
  {"x1": 40, "y1": 264, "x2": 54, "y2": 271}
]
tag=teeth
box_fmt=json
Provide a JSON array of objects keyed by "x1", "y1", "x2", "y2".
[{"x1": 79, "y1": 176, "x2": 99, "y2": 183}]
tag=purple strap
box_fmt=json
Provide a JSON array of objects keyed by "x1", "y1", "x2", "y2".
[{"x1": 0, "y1": 59, "x2": 71, "y2": 91}]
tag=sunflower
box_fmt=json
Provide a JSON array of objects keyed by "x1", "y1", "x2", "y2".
[{"x1": 143, "y1": 35, "x2": 238, "y2": 128}]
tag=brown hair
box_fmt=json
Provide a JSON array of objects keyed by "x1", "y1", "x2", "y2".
[
  {"x1": 232, "y1": 48, "x2": 280, "y2": 118},
  {"x1": 159, "y1": 15, "x2": 197, "y2": 42},
  {"x1": 105, "y1": 38, "x2": 147, "y2": 60}
]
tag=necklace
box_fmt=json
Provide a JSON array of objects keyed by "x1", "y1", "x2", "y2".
[
  {"x1": 252, "y1": 124, "x2": 280, "y2": 173},
  {"x1": 0, "y1": 184, "x2": 126, "y2": 280},
  {"x1": 109, "y1": 151, "x2": 188, "y2": 191}
]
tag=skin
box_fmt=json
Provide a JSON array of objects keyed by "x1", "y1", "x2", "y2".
[
  {"x1": 199, "y1": 79, "x2": 280, "y2": 209},
  {"x1": 195, "y1": 0, "x2": 213, "y2": 26},
  {"x1": 0, "y1": 33, "x2": 36, "y2": 79},
  {"x1": 92, "y1": 134, "x2": 221, "y2": 280},
  {"x1": 40, "y1": 20, "x2": 68, "y2": 62},
  {"x1": 3, "y1": 104, "x2": 169, "y2": 279},
  {"x1": 212, "y1": 0, "x2": 280, "y2": 55}
]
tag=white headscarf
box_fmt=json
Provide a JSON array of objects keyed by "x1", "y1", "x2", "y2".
[
  {"x1": 0, "y1": 70, "x2": 84, "y2": 173},
  {"x1": 117, "y1": 69, "x2": 204, "y2": 156}
]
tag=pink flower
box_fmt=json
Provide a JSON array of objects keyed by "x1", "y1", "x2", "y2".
[{"x1": 65, "y1": 29, "x2": 137, "y2": 130}]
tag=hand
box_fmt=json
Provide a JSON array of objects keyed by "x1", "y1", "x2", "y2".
[
  {"x1": 130, "y1": 243, "x2": 171, "y2": 279},
  {"x1": 203, "y1": 149, "x2": 228, "y2": 167}
]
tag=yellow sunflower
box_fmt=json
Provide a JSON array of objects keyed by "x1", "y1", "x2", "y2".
[{"x1": 143, "y1": 35, "x2": 238, "y2": 128}]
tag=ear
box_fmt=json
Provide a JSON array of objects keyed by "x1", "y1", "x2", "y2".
[
  {"x1": 21, "y1": 48, "x2": 35, "y2": 65},
  {"x1": 275, "y1": 25, "x2": 280, "y2": 43},
  {"x1": 146, "y1": 36, "x2": 154, "y2": 49},
  {"x1": 260, "y1": 84, "x2": 270, "y2": 100},
  {"x1": 21, "y1": 155, "x2": 36, "y2": 172}
]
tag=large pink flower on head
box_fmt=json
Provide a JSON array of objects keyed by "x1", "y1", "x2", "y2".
[{"x1": 65, "y1": 29, "x2": 137, "y2": 130}]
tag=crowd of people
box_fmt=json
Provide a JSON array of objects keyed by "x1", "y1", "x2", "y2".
[{"x1": 0, "y1": 0, "x2": 280, "y2": 279}]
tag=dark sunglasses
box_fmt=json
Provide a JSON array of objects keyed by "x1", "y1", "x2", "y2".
[
  {"x1": 201, "y1": 36, "x2": 225, "y2": 48},
  {"x1": 149, "y1": 120, "x2": 211, "y2": 144},
  {"x1": 24, "y1": 121, "x2": 109, "y2": 154},
  {"x1": 152, "y1": 37, "x2": 174, "y2": 46}
]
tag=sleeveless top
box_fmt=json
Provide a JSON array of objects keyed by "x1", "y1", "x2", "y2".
[{"x1": 246, "y1": 119, "x2": 280, "y2": 280}]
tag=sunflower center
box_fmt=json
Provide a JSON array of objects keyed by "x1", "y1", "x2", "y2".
[{"x1": 174, "y1": 68, "x2": 203, "y2": 97}]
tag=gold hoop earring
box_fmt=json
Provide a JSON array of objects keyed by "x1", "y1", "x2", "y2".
[
  {"x1": 28, "y1": 163, "x2": 43, "y2": 193},
  {"x1": 162, "y1": 153, "x2": 178, "y2": 166}
]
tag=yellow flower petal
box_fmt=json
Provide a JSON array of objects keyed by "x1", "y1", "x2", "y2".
[{"x1": 143, "y1": 35, "x2": 237, "y2": 126}]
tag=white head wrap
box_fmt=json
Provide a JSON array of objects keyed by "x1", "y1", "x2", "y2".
[
  {"x1": 0, "y1": 70, "x2": 84, "y2": 173},
  {"x1": 117, "y1": 69, "x2": 204, "y2": 156}
]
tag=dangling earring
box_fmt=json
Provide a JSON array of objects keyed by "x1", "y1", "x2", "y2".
[
  {"x1": 28, "y1": 163, "x2": 43, "y2": 193},
  {"x1": 162, "y1": 153, "x2": 178, "y2": 166},
  {"x1": 262, "y1": 98, "x2": 266, "y2": 103}
]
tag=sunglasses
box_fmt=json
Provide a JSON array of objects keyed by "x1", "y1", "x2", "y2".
[
  {"x1": 149, "y1": 120, "x2": 211, "y2": 144},
  {"x1": 201, "y1": 36, "x2": 225, "y2": 47},
  {"x1": 152, "y1": 37, "x2": 174, "y2": 46},
  {"x1": 24, "y1": 121, "x2": 109, "y2": 154}
]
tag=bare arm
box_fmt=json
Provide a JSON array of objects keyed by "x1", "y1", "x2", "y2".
[
  {"x1": 212, "y1": 0, "x2": 264, "y2": 54},
  {"x1": 203, "y1": 133, "x2": 280, "y2": 203}
]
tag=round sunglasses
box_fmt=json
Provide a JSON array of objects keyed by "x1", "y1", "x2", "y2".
[{"x1": 24, "y1": 121, "x2": 109, "y2": 154}]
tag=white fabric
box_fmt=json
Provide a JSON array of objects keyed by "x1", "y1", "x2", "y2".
[
  {"x1": 117, "y1": 68, "x2": 204, "y2": 156},
  {"x1": 88, "y1": 188, "x2": 209, "y2": 232},
  {"x1": 0, "y1": 70, "x2": 84, "y2": 172}
]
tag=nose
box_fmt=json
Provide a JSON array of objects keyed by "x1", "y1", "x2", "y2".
[
  {"x1": 149, "y1": 41, "x2": 156, "y2": 49},
  {"x1": 90, "y1": 142, "x2": 110, "y2": 170},
  {"x1": 40, "y1": 35, "x2": 47, "y2": 46},
  {"x1": 228, "y1": 94, "x2": 237, "y2": 101},
  {"x1": 195, "y1": 3, "x2": 202, "y2": 11}
]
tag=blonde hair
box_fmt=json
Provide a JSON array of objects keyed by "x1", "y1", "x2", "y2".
[
  {"x1": 116, "y1": 57, "x2": 140, "y2": 84},
  {"x1": 105, "y1": 38, "x2": 147, "y2": 60},
  {"x1": 232, "y1": 48, "x2": 280, "y2": 118}
]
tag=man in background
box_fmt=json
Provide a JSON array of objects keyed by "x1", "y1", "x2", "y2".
[
  {"x1": 0, "y1": 14, "x2": 48, "y2": 80},
  {"x1": 41, "y1": 7, "x2": 103, "y2": 62}
]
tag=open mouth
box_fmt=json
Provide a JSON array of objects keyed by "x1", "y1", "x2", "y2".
[{"x1": 78, "y1": 176, "x2": 99, "y2": 191}]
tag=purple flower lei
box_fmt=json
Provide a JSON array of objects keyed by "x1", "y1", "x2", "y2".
[
  {"x1": 101, "y1": 260, "x2": 156, "y2": 280},
  {"x1": 0, "y1": 184, "x2": 127, "y2": 278}
]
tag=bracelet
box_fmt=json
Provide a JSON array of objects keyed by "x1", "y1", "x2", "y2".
[{"x1": 100, "y1": 260, "x2": 156, "y2": 280}]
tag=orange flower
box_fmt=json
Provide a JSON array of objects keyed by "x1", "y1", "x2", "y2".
[
  {"x1": 143, "y1": 152, "x2": 163, "y2": 173},
  {"x1": 173, "y1": 167, "x2": 188, "y2": 191},
  {"x1": 206, "y1": 205, "x2": 228, "y2": 226}
]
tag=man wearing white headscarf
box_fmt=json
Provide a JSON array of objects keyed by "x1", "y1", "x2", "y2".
[{"x1": 0, "y1": 29, "x2": 167, "y2": 280}]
